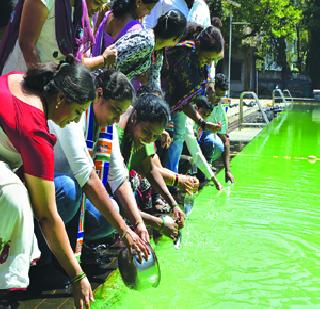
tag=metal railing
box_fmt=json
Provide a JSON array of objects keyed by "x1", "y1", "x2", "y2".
[
  {"x1": 272, "y1": 88, "x2": 293, "y2": 106},
  {"x1": 239, "y1": 91, "x2": 269, "y2": 130},
  {"x1": 283, "y1": 89, "x2": 294, "y2": 103}
]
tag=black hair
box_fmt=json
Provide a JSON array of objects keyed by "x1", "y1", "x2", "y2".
[
  {"x1": 183, "y1": 23, "x2": 224, "y2": 53},
  {"x1": 136, "y1": 85, "x2": 164, "y2": 99},
  {"x1": 133, "y1": 93, "x2": 170, "y2": 127},
  {"x1": 93, "y1": 68, "x2": 134, "y2": 102},
  {"x1": 211, "y1": 17, "x2": 222, "y2": 29},
  {"x1": 195, "y1": 96, "x2": 213, "y2": 111},
  {"x1": 112, "y1": 0, "x2": 157, "y2": 18},
  {"x1": 153, "y1": 9, "x2": 186, "y2": 40},
  {"x1": 215, "y1": 73, "x2": 229, "y2": 91},
  {"x1": 23, "y1": 55, "x2": 95, "y2": 104}
]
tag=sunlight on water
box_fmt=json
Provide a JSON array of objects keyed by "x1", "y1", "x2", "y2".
[{"x1": 93, "y1": 105, "x2": 320, "y2": 309}]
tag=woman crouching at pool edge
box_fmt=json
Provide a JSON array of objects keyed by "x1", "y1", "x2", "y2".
[
  {"x1": 0, "y1": 55, "x2": 94, "y2": 308},
  {"x1": 118, "y1": 93, "x2": 199, "y2": 227}
]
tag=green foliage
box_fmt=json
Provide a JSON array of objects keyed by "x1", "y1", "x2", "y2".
[{"x1": 210, "y1": 0, "x2": 302, "y2": 70}]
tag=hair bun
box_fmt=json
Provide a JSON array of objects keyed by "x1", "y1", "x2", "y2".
[
  {"x1": 65, "y1": 54, "x2": 76, "y2": 65},
  {"x1": 211, "y1": 17, "x2": 222, "y2": 29}
]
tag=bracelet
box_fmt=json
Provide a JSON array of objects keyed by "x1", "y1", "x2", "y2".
[
  {"x1": 200, "y1": 119, "x2": 206, "y2": 129},
  {"x1": 102, "y1": 54, "x2": 107, "y2": 66},
  {"x1": 170, "y1": 201, "x2": 178, "y2": 210},
  {"x1": 121, "y1": 227, "x2": 130, "y2": 240},
  {"x1": 134, "y1": 219, "x2": 143, "y2": 228},
  {"x1": 161, "y1": 216, "x2": 166, "y2": 226},
  {"x1": 174, "y1": 173, "x2": 179, "y2": 187},
  {"x1": 70, "y1": 271, "x2": 86, "y2": 285},
  {"x1": 170, "y1": 174, "x2": 175, "y2": 186}
]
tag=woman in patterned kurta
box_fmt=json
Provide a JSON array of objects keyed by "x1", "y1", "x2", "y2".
[
  {"x1": 161, "y1": 23, "x2": 225, "y2": 173},
  {"x1": 114, "y1": 9, "x2": 186, "y2": 89}
]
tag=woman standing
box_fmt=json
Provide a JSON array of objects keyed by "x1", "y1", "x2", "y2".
[
  {"x1": 83, "y1": 0, "x2": 158, "y2": 70},
  {"x1": 0, "y1": 57, "x2": 94, "y2": 308},
  {"x1": 162, "y1": 23, "x2": 225, "y2": 173},
  {"x1": 114, "y1": 9, "x2": 186, "y2": 88},
  {"x1": 1, "y1": 0, "x2": 99, "y2": 74}
]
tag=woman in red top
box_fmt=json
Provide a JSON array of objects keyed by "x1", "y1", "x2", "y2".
[{"x1": 0, "y1": 56, "x2": 95, "y2": 308}]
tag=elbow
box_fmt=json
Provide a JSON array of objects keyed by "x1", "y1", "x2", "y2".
[
  {"x1": 36, "y1": 211, "x2": 64, "y2": 229},
  {"x1": 19, "y1": 37, "x2": 34, "y2": 55}
]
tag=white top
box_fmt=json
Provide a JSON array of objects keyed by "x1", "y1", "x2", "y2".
[
  {"x1": 187, "y1": 0, "x2": 211, "y2": 27},
  {"x1": 143, "y1": 0, "x2": 189, "y2": 28},
  {"x1": 49, "y1": 113, "x2": 127, "y2": 192},
  {"x1": 184, "y1": 117, "x2": 214, "y2": 180},
  {"x1": 0, "y1": 127, "x2": 22, "y2": 176},
  {"x1": 3, "y1": 0, "x2": 64, "y2": 74}
]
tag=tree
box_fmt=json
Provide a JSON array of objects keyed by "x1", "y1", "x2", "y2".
[
  {"x1": 216, "y1": 0, "x2": 301, "y2": 86},
  {"x1": 305, "y1": 0, "x2": 320, "y2": 89}
]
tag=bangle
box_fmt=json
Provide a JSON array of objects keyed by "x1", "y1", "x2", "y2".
[
  {"x1": 102, "y1": 54, "x2": 107, "y2": 66},
  {"x1": 161, "y1": 216, "x2": 166, "y2": 226},
  {"x1": 70, "y1": 271, "x2": 86, "y2": 285},
  {"x1": 199, "y1": 119, "x2": 206, "y2": 129},
  {"x1": 170, "y1": 201, "x2": 178, "y2": 210},
  {"x1": 174, "y1": 173, "x2": 179, "y2": 187},
  {"x1": 134, "y1": 219, "x2": 143, "y2": 228},
  {"x1": 121, "y1": 227, "x2": 130, "y2": 240},
  {"x1": 170, "y1": 174, "x2": 175, "y2": 186}
]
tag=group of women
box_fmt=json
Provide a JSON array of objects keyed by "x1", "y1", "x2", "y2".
[{"x1": 0, "y1": 0, "x2": 226, "y2": 307}]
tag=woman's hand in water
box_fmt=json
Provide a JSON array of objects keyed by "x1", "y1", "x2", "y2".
[
  {"x1": 158, "y1": 216, "x2": 179, "y2": 240},
  {"x1": 72, "y1": 276, "x2": 93, "y2": 309},
  {"x1": 102, "y1": 44, "x2": 117, "y2": 68},
  {"x1": 178, "y1": 174, "x2": 199, "y2": 194},
  {"x1": 211, "y1": 175, "x2": 223, "y2": 191},
  {"x1": 172, "y1": 205, "x2": 185, "y2": 229},
  {"x1": 134, "y1": 221, "x2": 150, "y2": 244},
  {"x1": 225, "y1": 171, "x2": 235, "y2": 183},
  {"x1": 122, "y1": 227, "x2": 150, "y2": 262}
]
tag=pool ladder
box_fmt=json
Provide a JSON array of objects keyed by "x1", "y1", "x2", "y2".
[
  {"x1": 272, "y1": 87, "x2": 293, "y2": 106},
  {"x1": 239, "y1": 91, "x2": 269, "y2": 130}
]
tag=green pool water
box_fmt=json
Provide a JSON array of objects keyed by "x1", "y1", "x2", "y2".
[{"x1": 93, "y1": 105, "x2": 320, "y2": 309}]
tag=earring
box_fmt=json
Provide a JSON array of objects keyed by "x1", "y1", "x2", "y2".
[{"x1": 55, "y1": 100, "x2": 62, "y2": 109}]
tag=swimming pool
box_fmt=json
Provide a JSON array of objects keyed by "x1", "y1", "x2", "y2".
[{"x1": 93, "y1": 104, "x2": 320, "y2": 308}]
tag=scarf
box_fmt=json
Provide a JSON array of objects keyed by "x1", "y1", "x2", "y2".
[
  {"x1": 55, "y1": 0, "x2": 94, "y2": 61},
  {"x1": 75, "y1": 104, "x2": 114, "y2": 259},
  {"x1": 170, "y1": 40, "x2": 210, "y2": 112}
]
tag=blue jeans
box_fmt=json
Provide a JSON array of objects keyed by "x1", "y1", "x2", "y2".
[
  {"x1": 199, "y1": 131, "x2": 224, "y2": 163},
  {"x1": 54, "y1": 174, "x2": 117, "y2": 241},
  {"x1": 165, "y1": 111, "x2": 187, "y2": 172},
  {"x1": 84, "y1": 198, "x2": 119, "y2": 241}
]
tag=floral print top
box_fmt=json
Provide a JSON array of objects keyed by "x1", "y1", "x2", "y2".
[
  {"x1": 115, "y1": 28, "x2": 155, "y2": 80},
  {"x1": 161, "y1": 44, "x2": 208, "y2": 110}
]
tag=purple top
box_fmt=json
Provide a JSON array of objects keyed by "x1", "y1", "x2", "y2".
[{"x1": 92, "y1": 10, "x2": 142, "y2": 57}]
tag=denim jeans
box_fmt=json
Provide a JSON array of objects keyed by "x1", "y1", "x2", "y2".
[
  {"x1": 199, "y1": 131, "x2": 224, "y2": 163},
  {"x1": 54, "y1": 174, "x2": 117, "y2": 241},
  {"x1": 165, "y1": 111, "x2": 187, "y2": 172},
  {"x1": 84, "y1": 198, "x2": 119, "y2": 241}
]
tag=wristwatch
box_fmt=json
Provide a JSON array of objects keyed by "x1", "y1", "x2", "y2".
[{"x1": 198, "y1": 119, "x2": 206, "y2": 129}]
